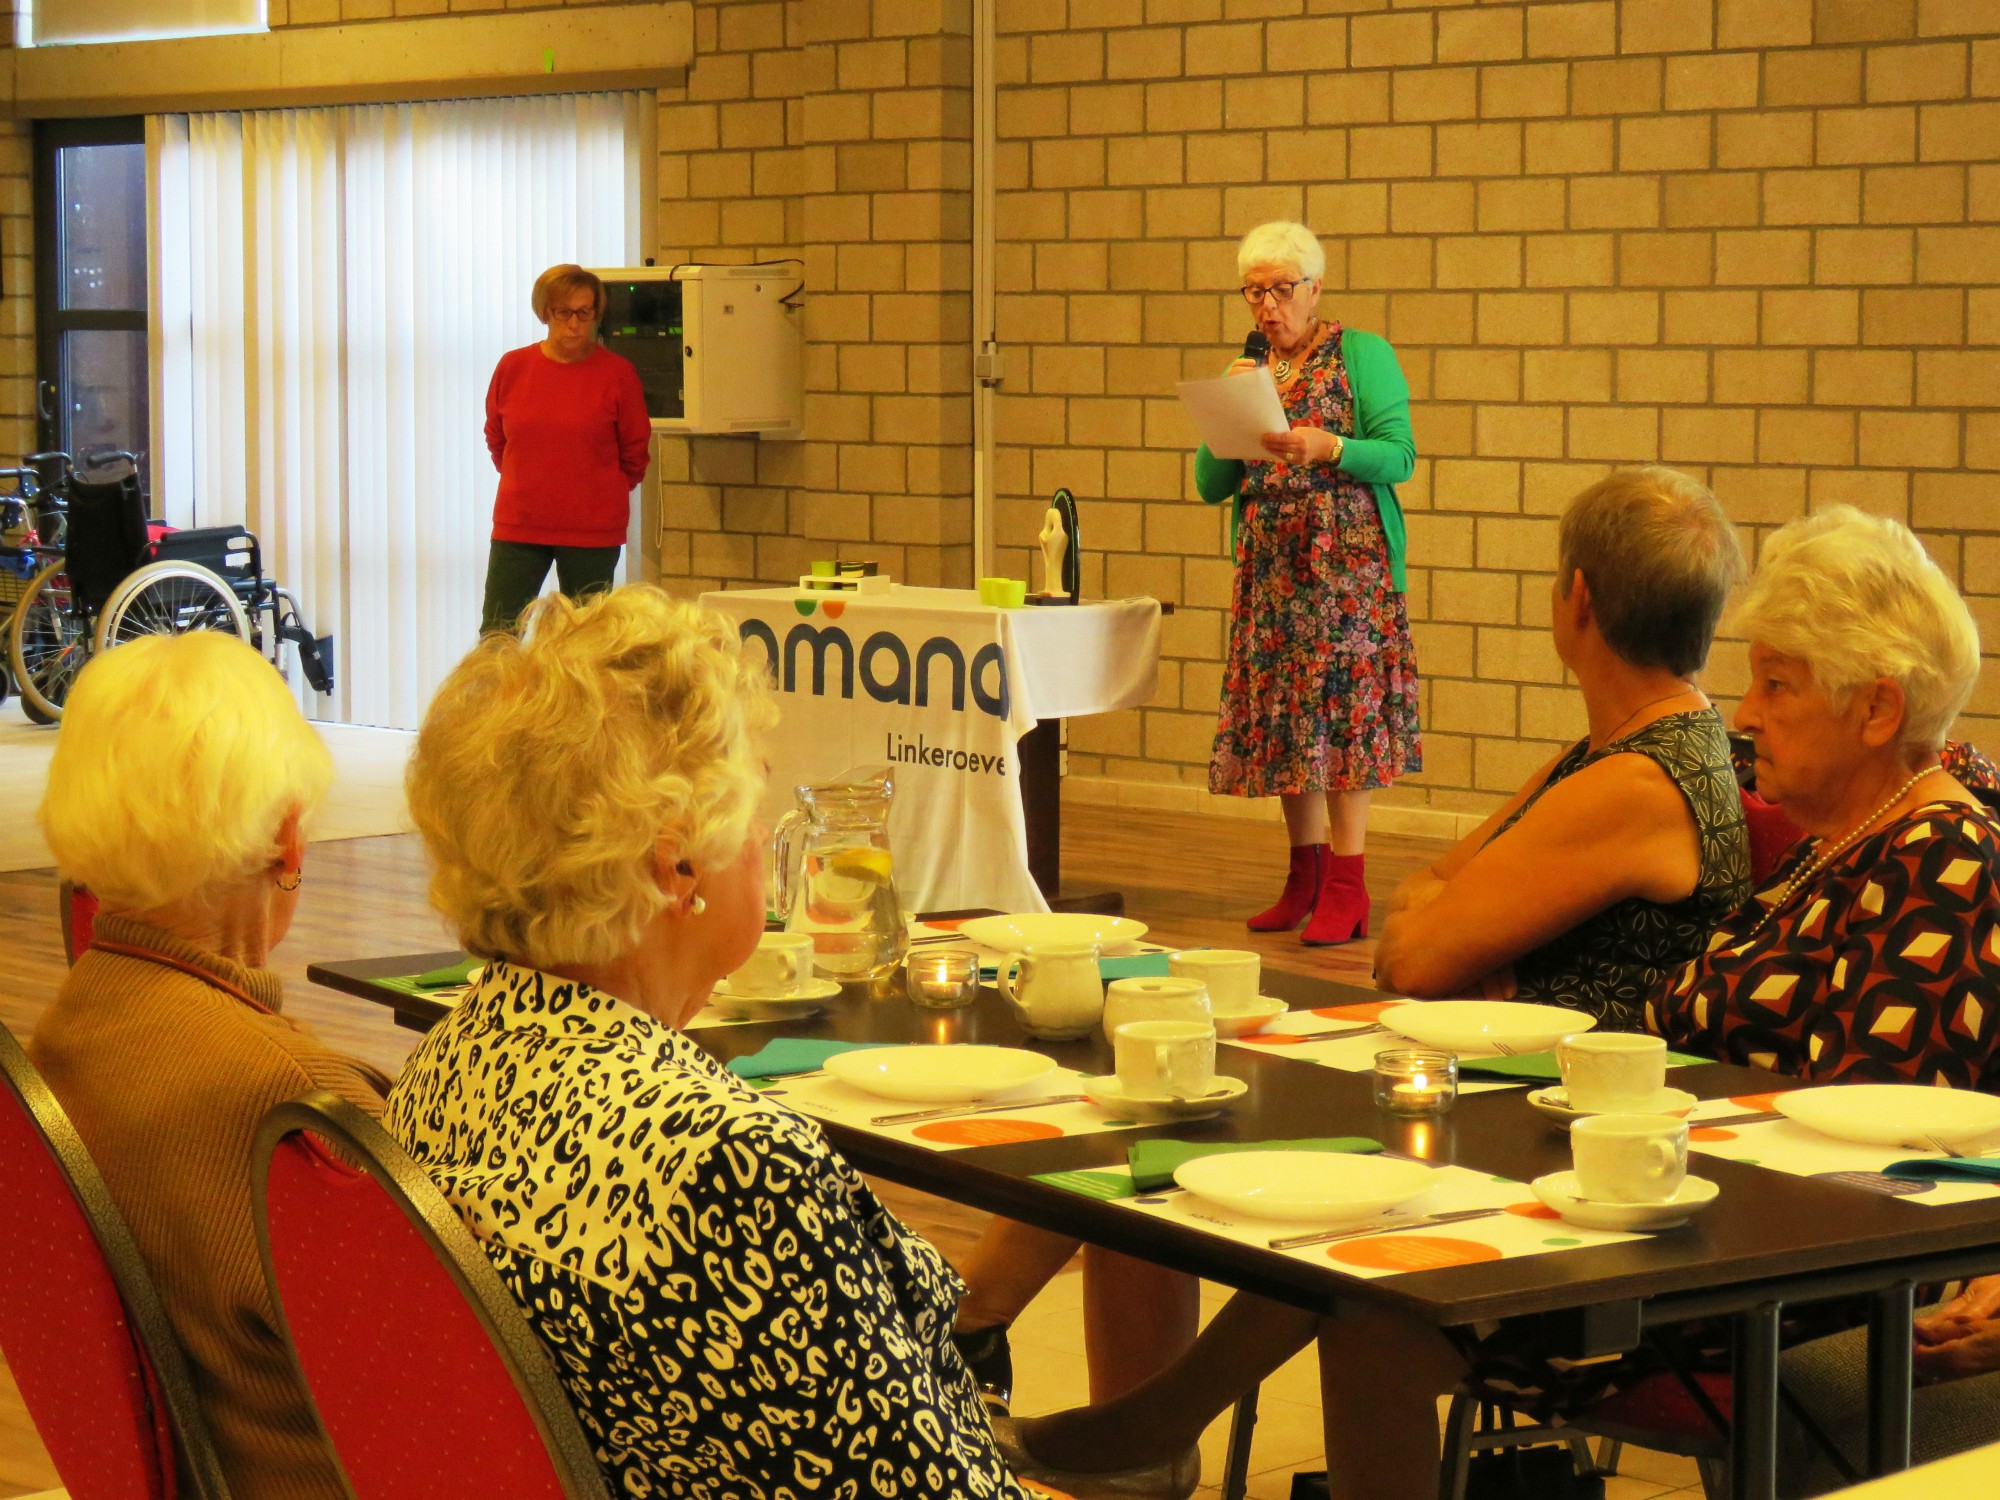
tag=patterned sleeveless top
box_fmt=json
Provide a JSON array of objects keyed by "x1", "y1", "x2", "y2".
[{"x1": 1496, "y1": 708, "x2": 1750, "y2": 1030}]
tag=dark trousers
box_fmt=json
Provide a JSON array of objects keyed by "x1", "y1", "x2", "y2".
[{"x1": 480, "y1": 540, "x2": 622, "y2": 634}]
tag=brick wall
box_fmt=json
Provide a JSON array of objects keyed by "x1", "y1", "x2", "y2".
[
  {"x1": 966, "y1": 0, "x2": 2000, "y2": 832},
  {"x1": 650, "y1": 0, "x2": 976, "y2": 595}
]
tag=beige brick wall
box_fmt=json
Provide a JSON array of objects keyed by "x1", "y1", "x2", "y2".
[
  {"x1": 650, "y1": 0, "x2": 976, "y2": 595},
  {"x1": 969, "y1": 0, "x2": 2000, "y2": 828}
]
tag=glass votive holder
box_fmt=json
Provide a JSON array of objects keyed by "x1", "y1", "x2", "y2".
[
  {"x1": 906, "y1": 950, "x2": 980, "y2": 1010},
  {"x1": 1373, "y1": 1047, "x2": 1458, "y2": 1116}
]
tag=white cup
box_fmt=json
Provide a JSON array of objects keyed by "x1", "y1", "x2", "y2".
[
  {"x1": 1571, "y1": 1114, "x2": 1688, "y2": 1204},
  {"x1": 1168, "y1": 949, "x2": 1261, "y2": 1012},
  {"x1": 729, "y1": 931, "x2": 815, "y2": 997},
  {"x1": 1101, "y1": 976, "x2": 1211, "y2": 1041},
  {"x1": 998, "y1": 943, "x2": 1104, "y2": 1039},
  {"x1": 1114, "y1": 1020, "x2": 1216, "y2": 1100},
  {"x1": 1558, "y1": 1033, "x2": 1668, "y2": 1114}
]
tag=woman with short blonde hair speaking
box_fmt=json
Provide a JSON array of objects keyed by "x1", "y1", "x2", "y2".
[{"x1": 33, "y1": 631, "x2": 388, "y2": 1500}]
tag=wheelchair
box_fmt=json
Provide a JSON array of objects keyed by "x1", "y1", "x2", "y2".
[{"x1": 5, "y1": 453, "x2": 334, "y2": 724}]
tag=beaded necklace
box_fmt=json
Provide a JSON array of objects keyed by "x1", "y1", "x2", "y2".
[{"x1": 1754, "y1": 765, "x2": 1940, "y2": 931}]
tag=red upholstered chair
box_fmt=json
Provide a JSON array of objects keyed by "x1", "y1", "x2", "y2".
[
  {"x1": 0, "y1": 1023, "x2": 230, "y2": 1499},
  {"x1": 57, "y1": 880, "x2": 99, "y2": 966},
  {"x1": 251, "y1": 1092, "x2": 609, "y2": 1500},
  {"x1": 1740, "y1": 789, "x2": 1804, "y2": 888}
]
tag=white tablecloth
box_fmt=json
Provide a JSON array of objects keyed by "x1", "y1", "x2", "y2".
[{"x1": 700, "y1": 586, "x2": 1161, "y2": 913}]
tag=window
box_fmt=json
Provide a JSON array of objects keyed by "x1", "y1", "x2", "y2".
[
  {"x1": 33, "y1": 116, "x2": 149, "y2": 490},
  {"x1": 19, "y1": 0, "x2": 266, "y2": 47}
]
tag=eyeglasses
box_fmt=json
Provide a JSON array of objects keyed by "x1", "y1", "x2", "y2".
[
  {"x1": 549, "y1": 305, "x2": 599, "y2": 324},
  {"x1": 1241, "y1": 280, "x2": 1309, "y2": 306}
]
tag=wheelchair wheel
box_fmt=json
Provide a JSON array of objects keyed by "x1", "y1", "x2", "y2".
[
  {"x1": 8, "y1": 562, "x2": 89, "y2": 724},
  {"x1": 94, "y1": 560, "x2": 250, "y2": 655}
]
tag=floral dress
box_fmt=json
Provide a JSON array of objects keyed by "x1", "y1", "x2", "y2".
[{"x1": 1209, "y1": 323, "x2": 1422, "y2": 797}]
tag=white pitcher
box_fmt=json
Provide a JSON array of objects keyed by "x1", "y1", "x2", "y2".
[
  {"x1": 1101, "y1": 976, "x2": 1211, "y2": 1041},
  {"x1": 998, "y1": 942, "x2": 1103, "y2": 1039}
]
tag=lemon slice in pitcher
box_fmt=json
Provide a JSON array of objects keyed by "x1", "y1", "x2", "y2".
[{"x1": 824, "y1": 847, "x2": 893, "y2": 885}]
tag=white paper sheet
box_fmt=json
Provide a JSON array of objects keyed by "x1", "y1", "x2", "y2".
[{"x1": 1175, "y1": 367, "x2": 1290, "y2": 460}]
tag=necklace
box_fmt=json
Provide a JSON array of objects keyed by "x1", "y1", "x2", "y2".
[
  {"x1": 89, "y1": 938, "x2": 276, "y2": 1015},
  {"x1": 1272, "y1": 319, "x2": 1320, "y2": 383},
  {"x1": 1755, "y1": 765, "x2": 1940, "y2": 930},
  {"x1": 1594, "y1": 686, "x2": 1701, "y2": 750}
]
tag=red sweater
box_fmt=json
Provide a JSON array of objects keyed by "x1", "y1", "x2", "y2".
[{"x1": 484, "y1": 343, "x2": 653, "y2": 548}]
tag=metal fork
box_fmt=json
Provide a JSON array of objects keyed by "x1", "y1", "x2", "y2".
[
  {"x1": 872, "y1": 1094, "x2": 1087, "y2": 1126},
  {"x1": 1268, "y1": 1206, "x2": 1505, "y2": 1251}
]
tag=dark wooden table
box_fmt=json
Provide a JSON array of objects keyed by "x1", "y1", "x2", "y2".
[{"x1": 306, "y1": 952, "x2": 2000, "y2": 1500}]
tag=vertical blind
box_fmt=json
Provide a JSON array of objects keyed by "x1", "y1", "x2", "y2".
[
  {"x1": 148, "y1": 92, "x2": 646, "y2": 729},
  {"x1": 23, "y1": 0, "x2": 264, "y2": 46}
]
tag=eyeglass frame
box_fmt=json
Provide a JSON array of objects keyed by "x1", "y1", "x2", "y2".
[
  {"x1": 1239, "y1": 278, "x2": 1317, "y2": 306},
  {"x1": 547, "y1": 304, "x2": 601, "y2": 325}
]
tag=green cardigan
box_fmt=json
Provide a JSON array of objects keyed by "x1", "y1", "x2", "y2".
[{"x1": 1194, "y1": 326, "x2": 1416, "y2": 593}]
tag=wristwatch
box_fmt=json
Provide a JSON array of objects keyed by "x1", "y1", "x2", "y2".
[{"x1": 1328, "y1": 432, "x2": 1345, "y2": 465}]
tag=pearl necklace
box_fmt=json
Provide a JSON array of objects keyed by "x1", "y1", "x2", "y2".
[{"x1": 1756, "y1": 765, "x2": 1940, "y2": 929}]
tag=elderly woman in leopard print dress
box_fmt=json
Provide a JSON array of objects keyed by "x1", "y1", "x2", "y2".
[{"x1": 388, "y1": 587, "x2": 1227, "y2": 1500}]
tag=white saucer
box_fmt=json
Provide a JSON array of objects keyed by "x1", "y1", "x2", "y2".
[
  {"x1": 1210, "y1": 997, "x2": 1289, "y2": 1038},
  {"x1": 1527, "y1": 1086, "x2": 1700, "y2": 1128},
  {"x1": 1531, "y1": 1171, "x2": 1718, "y2": 1231},
  {"x1": 709, "y1": 976, "x2": 842, "y2": 1020},
  {"x1": 1083, "y1": 1074, "x2": 1248, "y2": 1123}
]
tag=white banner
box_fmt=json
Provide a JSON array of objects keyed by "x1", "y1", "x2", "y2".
[{"x1": 701, "y1": 586, "x2": 1161, "y2": 917}]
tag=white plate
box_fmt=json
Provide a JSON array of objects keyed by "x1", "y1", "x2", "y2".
[
  {"x1": 1531, "y1": 1171, "x2": 1718, "y2": 1231},
  {"x1": 1083, "y1": 1075, "x2": 1248, "y2": 1123},
  {"x1": 1380, "y1": 1000, "x2": 1595, "y2": 1054},
  {"x1": 708, "y1": 976, "x2": 842, "y2": 1020},
  {"x1": 1773, "y1": 1084, "x2": 2000, "y2": 1148},
  {"x1": 823, "y1": 1044, "x2": 1057, "y2": 1104},
  {"x1": 1173, "y1": 1151, "x2": 1436, "y2": 1225},
  {"x1": 1528, "y1": 1086, "x2": 1700, "y2": 1128},
  {"x1": 1210, "y1": 997, "x2": 1289, "y2": 1037},
  {"x1": 957, "y1": 913, "x2": 1150, "y2": 952}
]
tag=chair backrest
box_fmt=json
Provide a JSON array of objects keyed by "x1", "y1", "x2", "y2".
[
  {"x1": 0, "y1": 1024, "x2": 229, "y2": 1500},
  {"x1": 251, "y1": 1093, "x2": 609, "y2": 1500},
  {"x1": 61, "y1": 468, "x2": 150, "y2": 613}
]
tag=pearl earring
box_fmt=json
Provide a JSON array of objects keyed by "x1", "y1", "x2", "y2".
[{"x1": 687, "y1": 894, "x2": 707, "y2": 916}]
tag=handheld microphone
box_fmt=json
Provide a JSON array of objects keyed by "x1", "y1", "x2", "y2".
[{"x1": 1242, "y1": 330, "x2": 1269, "y2": 365}]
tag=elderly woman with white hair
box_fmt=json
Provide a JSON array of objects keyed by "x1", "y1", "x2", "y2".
[
  {"x1": 1650, "y1": 504, "x2": 1998, "y2": 1086},
  {"x1": 1195, "y1": 219, "x2": 1420, "y2": 945},
  {"x1": 31, "y1": 631, "x2": 389, "y2": 1500},
  {"x1": 390, "y1": 586, "x2": 1226, "y2": 1500}
]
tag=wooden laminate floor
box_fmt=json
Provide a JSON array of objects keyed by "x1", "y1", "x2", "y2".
[{"x1": 0, "y1": 806, "x2": 1711, "y2": 1499}]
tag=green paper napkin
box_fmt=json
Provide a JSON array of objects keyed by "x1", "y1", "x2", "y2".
[
  {"x1": 1881, "y1": 1157, "x2": 2000, "y2": 1184},
  {"x1": 1127, "y1": 1136, "x2": 1383, "y2": 1193},
  {"x1": 1456, "y1": 1049, "x2": 1708, "y2": 1083},
  {"x1": 1099, "y1": 953, "x2": 1173, "y2": 981},
  {"x1": 726, "y1": 1038, "x2": 889, "y2": 1080},
  {"x1": 413, "y1": 957, "x2": 480, "y2": 989}
]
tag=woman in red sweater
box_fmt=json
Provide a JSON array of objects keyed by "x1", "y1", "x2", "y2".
[{"x1": 480, "y1": 264, "x2": 653, "y2": 633}]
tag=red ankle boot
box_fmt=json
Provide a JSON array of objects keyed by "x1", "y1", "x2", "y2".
[
  {"x1": 1247, "y1": 844, "x2": 1325, "y2": 932},
  {"x1": 1302, "y1": 852, "x2": 1369, "y2": 946}
]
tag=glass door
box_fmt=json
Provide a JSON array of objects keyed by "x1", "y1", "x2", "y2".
[{"x1": 34, "y1": 117, "x2": 148, "y2": 494}]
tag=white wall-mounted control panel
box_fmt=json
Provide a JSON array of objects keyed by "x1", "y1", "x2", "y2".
[{"x1": 591, "y1": 263, "x2": 803, "y2": 437}]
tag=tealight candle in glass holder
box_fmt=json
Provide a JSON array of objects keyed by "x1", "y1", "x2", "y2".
[
  {"x1": 906, "y1": 950, "x2": 980, "y2": 1010},
  {"x1": 1373, "y1": 1047, "x2": 1458, "y2": 1115}
]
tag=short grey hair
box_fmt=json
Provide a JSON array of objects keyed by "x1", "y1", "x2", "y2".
[
  {"x1": 1236, "y1": 221, "x2": 1325, "y2": 283},
  {"x1": 1732, "y1": 506, "x2": 1981, "y2": 759},
  {"x1": 1558, "y1": 466, "x2": 1745, "y2": 678}
]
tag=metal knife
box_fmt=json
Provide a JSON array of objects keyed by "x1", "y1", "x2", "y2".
[
  {"x1": 873, "y1": 1093, "x2": 1087, "y2": 1126},
  {"x1": 1268, "y1": 1205, "x2": 1506, "y2": 1252}
]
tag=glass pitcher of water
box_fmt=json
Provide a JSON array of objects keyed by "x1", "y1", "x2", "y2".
[{"x1": 771, "y1": 766, "x2": 910, "y2": 981}]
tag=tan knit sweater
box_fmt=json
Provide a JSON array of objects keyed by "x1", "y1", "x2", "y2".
[{"x1": 30, "y1": 914, "x2": 391, "y2": 1500}]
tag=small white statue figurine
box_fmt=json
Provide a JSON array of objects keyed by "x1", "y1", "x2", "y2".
[{"x1": 1038, "y1": 506, "x2": 1069, "y2": 598}]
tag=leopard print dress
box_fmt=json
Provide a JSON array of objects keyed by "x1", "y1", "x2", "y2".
[{"x1": 384, "y1": 962, "x2": 1033, "y2": 1500}]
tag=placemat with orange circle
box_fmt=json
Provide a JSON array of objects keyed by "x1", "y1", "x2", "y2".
[
  {"x1": 1685, "y1": 1094, "x2": 2000, "y2": 1205},
  {"x1": 755, "y1": 1066, "x2": 1162, "y2": 1151},
  {"x1": 1032, "y1": 1159, "x2": 1641, "y2": 1278}
]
